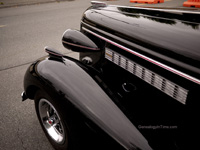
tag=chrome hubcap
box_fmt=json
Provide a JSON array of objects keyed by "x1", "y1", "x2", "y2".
[{"x1": 39, "y1": 99, "x2": 65, "y2": 144}]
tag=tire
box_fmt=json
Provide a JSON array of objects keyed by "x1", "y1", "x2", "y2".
[{"x1": 34, "y1": 90, "x2": 71, "y2": 150}]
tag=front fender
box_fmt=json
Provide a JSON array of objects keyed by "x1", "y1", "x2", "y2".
[{"x1": 24, "y1": 56, "x2": 152, "y2": 150}]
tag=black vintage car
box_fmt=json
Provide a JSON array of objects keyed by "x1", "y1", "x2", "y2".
[{"x1": 22, "y1": 1, "x2": 200, "y2": 150}]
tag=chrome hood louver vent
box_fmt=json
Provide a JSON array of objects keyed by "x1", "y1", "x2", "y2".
[{"x1": 105, "y1": 48, "x2": 188, "y2": 105}]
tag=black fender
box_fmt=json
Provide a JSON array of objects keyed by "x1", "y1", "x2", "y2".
[{"x1": 23, "y1": 56, "x2": 152, "y2": 150}]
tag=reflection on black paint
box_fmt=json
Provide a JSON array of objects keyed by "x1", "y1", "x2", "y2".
[{"x1": 118, "y1": 7, "x2": 200, "y2": 29}]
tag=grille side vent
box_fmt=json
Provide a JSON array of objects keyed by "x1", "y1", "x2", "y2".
[{"x1": 105, "y1": 48, "x2": 188, "y2": 105}]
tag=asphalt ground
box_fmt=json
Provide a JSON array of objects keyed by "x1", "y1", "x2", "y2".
[
  {"x1": 0, "y1": 0, "x2": 199, "y2": 150},
  {"x1": 0, "y1": 1, "x2": 91, "y2": 150},
  {"x1": 0, "y1": 0, "x2": 72, "y2": 8},
  {"x1": 0, "y1": 0, "x2": 198, "y2": 9}
]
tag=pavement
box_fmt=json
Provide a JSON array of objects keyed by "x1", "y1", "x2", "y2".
[
  {"x1": 0, "y1": 1, "x2": 92, "y2": 149},
  {"x1": 0, "y1": 0, "x2": 196, "y2": 9},
  {"x1": 0, "y1": 0, "x2": 73, "y2": 8}
]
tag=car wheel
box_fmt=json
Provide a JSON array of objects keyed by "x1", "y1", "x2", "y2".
[{"x1": 34, "y1": 90, "x2": 71, "y2": 150}]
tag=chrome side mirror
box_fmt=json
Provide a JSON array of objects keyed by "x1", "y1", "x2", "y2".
[{"x1": 62, "y1": 29, "x2": 100, "y2": 52}]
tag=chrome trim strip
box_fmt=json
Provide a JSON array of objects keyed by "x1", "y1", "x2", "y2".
[
  {"x1": 82, "y1": 27, "x2": 200, "y2": 85},
  {"x1": 105, "y1": 48, "x2": 188, "y2": 105}
]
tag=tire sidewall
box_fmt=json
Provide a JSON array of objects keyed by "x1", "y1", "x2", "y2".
[{"x1": 34, "y1": 90, "x2": 71, "y2": 150}]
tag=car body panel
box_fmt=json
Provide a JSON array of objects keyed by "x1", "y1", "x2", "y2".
[
  {"x1": 23, "y1": 56, "x2": 152, "y2": 150},
  {"x1": 22, "y1": 3, "x2": 200, "y2": 150}
]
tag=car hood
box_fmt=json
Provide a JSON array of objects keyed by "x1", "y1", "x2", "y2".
[{"x1": 82, "y1": 6, "x2": 200, "y2": 79}]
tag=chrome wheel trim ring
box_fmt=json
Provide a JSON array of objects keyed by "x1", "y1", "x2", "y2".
[{"x1": 38, "y1": 98, "x2": 65, "y2": 144}]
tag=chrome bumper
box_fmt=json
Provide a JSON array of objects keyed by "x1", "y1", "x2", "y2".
[{"x1": 21, "y1": 91, "x2": 27, "y2": 101}]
